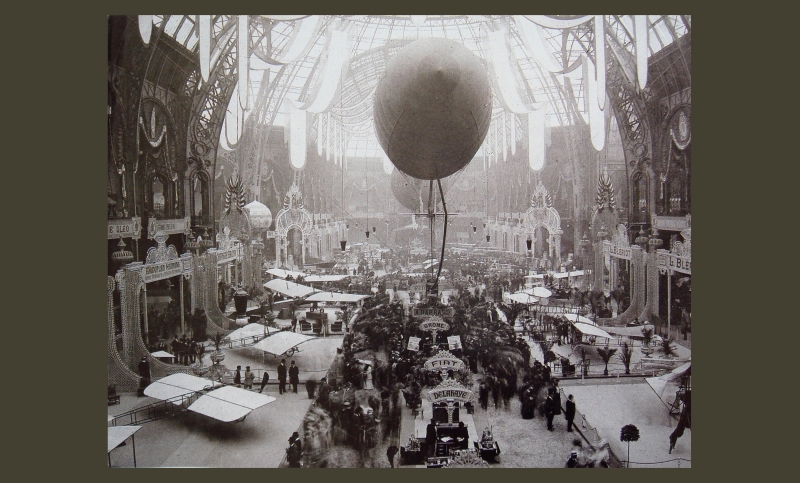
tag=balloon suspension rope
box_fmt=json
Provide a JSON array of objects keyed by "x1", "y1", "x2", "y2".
[{"x1": 435, "y1": 178, "x2": 448, "y2": 284}]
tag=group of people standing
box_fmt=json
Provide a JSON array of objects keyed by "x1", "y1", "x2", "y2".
[
  {"x1": 168, "y1": 336, "x2": 199, "y2": 365},
  {"x1": 230, "y1": 359, "x2": 300, "y2": 394},
  {"x1": 277, "y1": 359, "x2": 301, "y2": 394}
]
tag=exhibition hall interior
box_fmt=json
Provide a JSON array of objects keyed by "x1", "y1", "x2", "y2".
[{"x1": 107, "y1": 15, "x2": 691, "y2": 468}]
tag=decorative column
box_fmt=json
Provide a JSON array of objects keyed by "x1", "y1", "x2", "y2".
[{"x1": 180, "y1": 274, "x2": 185, "y2": 335}]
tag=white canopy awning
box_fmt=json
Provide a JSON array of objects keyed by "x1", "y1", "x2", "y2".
[
  {"x1": 143, "y1": 373, "x2": 220, "y2": 401},
  {"x1": 150, "y1": 350, "x2": 174, "y2": 358},
  {"x1": 562, "y1": 313, "x2": 597, "y2": 325},
  {"x1": 522, "y1": 286, "x2": 552, "y2": 298},
  {"x1": 646, "y1": 362, "x2": 691, "y2": 402},
  {"x1": 525, "y1": 274, "x2": 545, "y2": 279},
  {"x1": 305, "y1": 292, "x2": 371, "y2": 303},
  {"x1": 601, "y1": 325, "x2": 649, "y2": 337},
  {"x1": 251, "y1": 331, "x2": 316, "y2": 356},
  {"x1": 108, "y1": 426, "x2": 142, "y2": 453},
  {"x1": 225, "y1": 323, "x2": 270, "y2": 343},
  {"x1": 264, "y1": 279, "x2": 317, "y2": 298},
  {"x1": 553, "y1": 270, "x2": 585, "y2": 279},
  {"x1": 304, "y1": 274, "x2": 350, "y2": 283},
  {"x1": 506, "y1": 292, "x2": 539, "y2": 304},
  {"x1": 572, "y1": 322, "x2": 613, "y2": 339},
  {"x1": 187, "y1": 386, "x2": 276, "y2": 422},
  {"x1": 266, "y1": 268, "x2": 307, "y2": 279}
]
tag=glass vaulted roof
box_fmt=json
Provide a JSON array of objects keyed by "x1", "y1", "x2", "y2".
[{"x1": 154, "y1": 15, "x2": 690, "y2": 159}]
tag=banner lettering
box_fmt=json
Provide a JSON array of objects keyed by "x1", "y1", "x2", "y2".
[{"x1": 108, "y1": 217, "x2": 142, "y2": 240}]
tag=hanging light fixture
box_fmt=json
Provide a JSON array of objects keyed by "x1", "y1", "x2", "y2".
[
  {"x1": 373, "y1": 226, "x2": 376, "y2": 233},
  {"x1": 340, "y1": 240, "x2": 347, "y2": 252},
  {"x1": 526, "y1": 238, "x2": 532, "y2": 251},
  {"x1": 486, "y1": 235, "x2": 491, "y2": 242},
  {"x1": 365, "y1": 231, "x2": 370, "y2": 239}
]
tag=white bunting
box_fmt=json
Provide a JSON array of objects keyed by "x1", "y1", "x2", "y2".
[
  {"x1": 635, "y1": 15, "x2": 649, "y2": 90},
  {"x1": 238, "y1": 16, "x2": 249, "y2": 110},
  {"x1": 594, "y1": 15, "x2": 606, "y2": 110},
  {"x1": 198, "y1": 15, "x2": 211, "y2": 82},
  {"x1": 138, "y1": 15, "x2": 152, "y2": 45}
]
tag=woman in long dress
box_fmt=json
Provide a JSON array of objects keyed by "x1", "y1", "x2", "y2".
[{"x1": 363, "y1": 363, "x2": 374, "y2": 390}]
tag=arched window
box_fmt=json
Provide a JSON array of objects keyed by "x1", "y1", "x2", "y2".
[{"x1": 148, "y1": 175, "x2": 169, "y2": 218}]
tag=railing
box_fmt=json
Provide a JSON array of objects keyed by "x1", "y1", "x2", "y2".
[{"x1": 109, "y1": 391, "x2": 203, "y2": 426}]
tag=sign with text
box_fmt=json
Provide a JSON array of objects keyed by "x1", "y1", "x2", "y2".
[
  {"x1": 652, "y1": 215, "x2": 690, "y2": 232},
  {"x1": 420, "y1": 317, "x2": 450, "y2": 333},
  {"x1": 447, "y1": 335, "x2": 463, "y2": 351},
  {"x1": 407, "y1": 336, "x2": 421, "y2": 352},
  {"x1": 424, "y1": 350, "x2": 465, "y2": 372},
  {"x1": 604, "y1": 241, "x2": 632, "y2": 260},
  {"x1": 140, "y1": 259, "x2": 183, "y2": 283},
  {"x1": 147, "y1": 216, "x2": 191, "y2": 239},
  {"x1": 426, "y1": 379, "x2": 474, "y2": 404},
  {"x1": 657, "y1": 251, "x2": 691, "y2": 275},
  {"x1": 108, "y1": 217, "x2": 142, "y2": 240},
  {"x1": 212, "y1": 246, "x2": 241, "y2": 264}
]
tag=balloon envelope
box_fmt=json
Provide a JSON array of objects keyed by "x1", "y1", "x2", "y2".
[
  {"x1": 390, "y1": 169, "x2": 452, "y2": 211},
  {"x1": 374, "y1": 37, "x2": 492, "y2": 180}
]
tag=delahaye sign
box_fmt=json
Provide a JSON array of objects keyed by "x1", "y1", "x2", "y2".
[
  {"x1": 424, "y1": 350, "x2": 465, "y2": 372},
  {"x1": 426, "y1": 379, "x2": 474, "y2": 404}
]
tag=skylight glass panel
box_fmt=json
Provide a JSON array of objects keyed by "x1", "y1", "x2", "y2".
[
  {"x1": 175, "y1": 17, "x2": 195, "y2": 45},
  {"x1": 164, "y1": 15, "x2": 182, "y2": 36}
]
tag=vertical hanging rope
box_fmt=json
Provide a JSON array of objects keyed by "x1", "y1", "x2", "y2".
[{"x1": 435, "y1": 178, "x2": 448, "y2": 283}]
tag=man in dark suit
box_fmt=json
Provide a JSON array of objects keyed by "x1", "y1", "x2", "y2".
[
  {"x1": 289, "y1": 360, "x2": 300, "y2": 393},
  {"x1": 565, "y1": 394, "x2": 576, "y2": 432},
  {"x1": 277, "y1": 359, "x2": 288, "y2": 394},
  {"x1": 545, "y1": 388, "x2": 556, "y2": 431},
  {"x1": 425, "y1": 419, "x2": 437, "y2": 456}
]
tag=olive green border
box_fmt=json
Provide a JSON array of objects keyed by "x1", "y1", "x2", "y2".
[{"x1": 12, "y1": 1, "x2": 777, "y2": 482}]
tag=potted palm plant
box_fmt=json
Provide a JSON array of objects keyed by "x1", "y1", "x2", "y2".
[
  {"x1": 618, "y1": 342, "x2": 634, "y2": 375},
  {"x1": 597, "y1": 346, "x2": 618, "y2": 376},
  {"x1": 660, "y1": 337, "x2": 678, "y2": 358},
  {"x1": 192, "y1": 344, "x2": 209, "y2": 376},
  {"x1": 209, "y1": 331, "x2": 225, "y2": 365}
]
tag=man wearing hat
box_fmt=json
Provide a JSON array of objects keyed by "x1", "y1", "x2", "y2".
[
  {"x1": 565, "y1": 394, "x2": 576, "y2": 432},
  {"x1": 289, "y1": 360, "x2": 300, "y2": 393},
  {"x1": 277, "y1": 359, "x2": 287, "y2": 394},
  {"x1": 287, "y1": 432, "x2": 302, "y2": 468},
  {"x1": 565, "y1": 450, "x2": 579, "y2": 468}
]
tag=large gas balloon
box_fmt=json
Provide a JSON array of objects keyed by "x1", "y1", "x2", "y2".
[
  {"x1": 391, "y1": 169, "x2": 452, "y2": 212},
  {"x1": 374, "y1": 38, "x2": 492, "y2": 180}
]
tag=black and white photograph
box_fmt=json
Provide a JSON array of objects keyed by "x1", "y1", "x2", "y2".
[{"x1": 107, "y1": 14, "x2": 692, "y2": 468}]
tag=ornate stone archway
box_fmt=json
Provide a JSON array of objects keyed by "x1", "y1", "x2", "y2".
[
  {"x1": 272, "y1": 183, "x2": 313, "y2": 268},
  {"x1": 522, "y1": 182, "x2": 563, "y2": 268}
]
